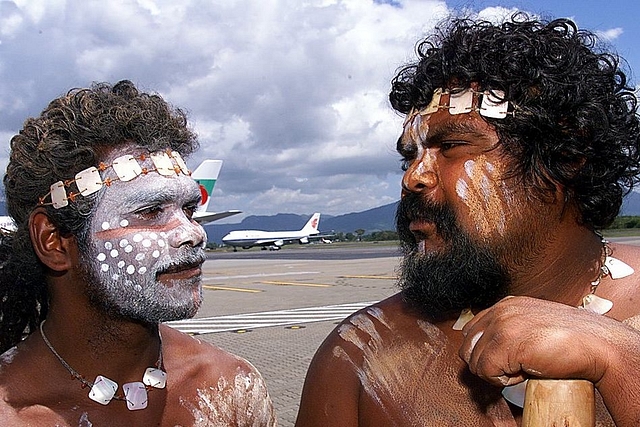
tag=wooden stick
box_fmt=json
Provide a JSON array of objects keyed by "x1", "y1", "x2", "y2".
[{"x1": 522, "y1": 379, "x2": 595, "y2": 427}]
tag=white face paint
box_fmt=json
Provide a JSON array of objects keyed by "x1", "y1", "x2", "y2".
[
  {"x1": 79, "y1": 148, "x2": 207, "y2": 323},
  {"x1": 455, "y1": 157, "x2": 509, "y2": 237},
  {"x1": 401, "y1": 113, "x2": 432, "y2": 192}
]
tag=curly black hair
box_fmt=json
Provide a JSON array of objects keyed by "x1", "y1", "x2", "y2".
[
  {"x1": 390, "y1": 13, "x2": 640, "y2": 230},
  {"x1": 0, "y1": 80, "x2": 199, "y2": 353}
]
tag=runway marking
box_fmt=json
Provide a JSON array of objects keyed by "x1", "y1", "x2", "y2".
[
  {"x1": 165, "y1": 301, "x2": 377, "y2": 335},
  {"x1": 203, "y1": 271, "x2": 319, "y2": 281},
  {"x1": 339, "y1": 275, "x2": 397, "y2": 280},
  {"x1": 261, "y1": 280, "x2": 332, "y2": 288},
  {"x1": 203, "y1": 285, "x2": 262, "y2": 293}
]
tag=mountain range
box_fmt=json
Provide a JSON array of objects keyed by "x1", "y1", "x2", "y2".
[
  {"x1": 205, "y1": 190, "x2": 640, "y2": 243},
  {"x1": 203, "y1": 202, "x2": 398, "y2": 243},
  {"x1": 3, "y1": 189, "x2": 640, "y2": 244}
]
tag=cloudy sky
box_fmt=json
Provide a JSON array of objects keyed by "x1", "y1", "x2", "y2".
[{"x1": 1, "y1": 0, "x2": 639, "y2": 222}]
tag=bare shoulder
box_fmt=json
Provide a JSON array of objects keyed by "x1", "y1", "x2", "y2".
[
  {"x1": 161, "y1": 324, "x2": 259, "y2": 375},
  {"x1": 609, "y1": 242, "x2": 640, "y2": 272},
  {"x1": 160, "y1": 325, "x2": 276, "y2": 427},
  {"x1": 296, "y1": 293, "x2": 499, "y2": 426},
  {"x1": 603, "y1": 242, "x2": 640, "y2": 320},
  {"x1": 0, "y1": 341, "x2": 71, "y2": 426},
  {"x1": 303, "y1": 293, "x2": 438, "y2": 374},
  {"x1": 0, "y1": 346, "x2": 22, "y2": 422}
]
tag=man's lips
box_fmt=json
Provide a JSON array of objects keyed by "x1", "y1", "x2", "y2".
[
  {"x1": 409, "y1": 220, "x2": 437, "y2": 239},
  {"x1": 157, "y1": 261, "x2": 204, "y2": 281},
  {"x1": 409, "y1": 221, "x2": 442, "y2": 252}
]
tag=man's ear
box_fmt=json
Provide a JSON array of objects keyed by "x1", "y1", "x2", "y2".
[{"x1": 29, "y1": 208, "x2": 76, "y2": 272}]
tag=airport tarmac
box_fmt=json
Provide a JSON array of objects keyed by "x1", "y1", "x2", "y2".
[
  {"x1": 167, "y1": 244, "x2": 402, "y2": 426},
  {"x1": 166, "y1": 237, "x2": 639, "y2": 426}
]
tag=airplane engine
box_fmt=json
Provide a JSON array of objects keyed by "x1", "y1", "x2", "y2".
[
  {"x1": 274, "y1": 239, "x2": 284, "y2": 246},
  {"x1": 299, "y1": 237, "x2": 309, "y2": 244}
]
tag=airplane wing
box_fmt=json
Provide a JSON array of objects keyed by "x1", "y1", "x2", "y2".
[{"x1": 193, "y1": 210, "x2": 242, "y2": 225}]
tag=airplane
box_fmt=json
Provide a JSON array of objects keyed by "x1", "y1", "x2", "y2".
[
  {"x1": 0, "y1": 159, "x2": 240, "y2": 232},
  {"x1": 222, "y1": 213, "x2": 321, "y2": 251},
  {"x1": 191, "y1": 159, "x2": 242, "y2": 225},
  {"x1": 0, "y1": 216, "x2": 15, "y2": 232}
]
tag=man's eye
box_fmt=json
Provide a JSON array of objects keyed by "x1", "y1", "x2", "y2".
[
  {"x1": 440, "y1": 141, "x2": 467, "y2": 152},
  {"x1": 183, "y1": 204, "x2": 198, "y2": 220},
  {"x1": 401, "y1": 158, "x2": 413, "y2": 171},
  {"x1": 135, "y1": 205, "x2": 163, "y2": 220}
]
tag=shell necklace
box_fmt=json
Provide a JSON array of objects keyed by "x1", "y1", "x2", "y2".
[{"x1": 39, "y1": 320, "x2": 167, "y2": 411}]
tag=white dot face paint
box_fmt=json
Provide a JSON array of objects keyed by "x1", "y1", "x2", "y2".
[
  {"x1": 101, "y1": 222, "x2": 110, "y2": 230},
  {"x1": 120, "y1": 219, "x2": 129, "y2": 228},
  {"x1": 97, "y1": 253, "x2": 106, "y2": 262},
  {"x1": 119, "y1": 239, "x2": 129, "y2": 248},
  {"x1": 104, "y1": 242, "x2": 113, "y2": 250}
]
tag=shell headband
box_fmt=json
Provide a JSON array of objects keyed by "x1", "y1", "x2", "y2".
[
  {"x1": 39, "y1": 150, "x2": 191, "y2": 209},
  {"x1": 404, "y1": 87, "x2": 515, "y2": 125}
]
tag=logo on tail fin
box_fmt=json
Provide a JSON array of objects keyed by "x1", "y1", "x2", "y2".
[{"x1": 195, "y1": 179, "x2": 217, "y2": 207}]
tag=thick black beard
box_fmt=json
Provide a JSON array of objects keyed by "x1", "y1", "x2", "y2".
[{"x1": 396, "y1": 194, "x2": 510, "y2": 320}]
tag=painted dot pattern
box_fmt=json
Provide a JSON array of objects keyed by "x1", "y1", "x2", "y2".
[{"x1": 94, "y1": 224, "x2": 176, "y2": 290}]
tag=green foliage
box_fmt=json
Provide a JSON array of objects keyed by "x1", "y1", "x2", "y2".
[
  {"x1": 608, "y1": 216, "x2": 640, "y2": 229},
  {"x1": 363, "y1": 230, "x2": 399, "y2": 241},
  {"x1": 326, "y1": 215, "x2": 640, "y2": 243}
]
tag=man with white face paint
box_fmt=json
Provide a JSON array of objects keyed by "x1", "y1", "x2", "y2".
[
  {"x1": 297, "y1": 13, "x2": 640, "y2": 427},
  {"x1": 0, "y1": 81, "x2": 276, "y2": 426}
]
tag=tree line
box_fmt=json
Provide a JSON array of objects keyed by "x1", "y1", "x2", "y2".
[{"x1": 336, "y1": 215, "x2": 640, "y2": 243}]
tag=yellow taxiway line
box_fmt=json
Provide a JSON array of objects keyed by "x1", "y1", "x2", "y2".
[
  {"x1": 262, "y1": 281, "x2": 332, "y2": 288},
  {"x1": 203, "y1": 285, "x2": 262, "y2": 293},
  {"x1": 339, "y1": 275, "x2": 397, "y2": 280}
]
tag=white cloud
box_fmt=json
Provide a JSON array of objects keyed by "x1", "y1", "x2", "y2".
[
  {"x1": 7, "y1": 0, "x2": 635, "y2": 224},
  {"x1": 1, "y1": 0, "x2": 455, "y2": 220},
  {"x1": 598, "y1": 27, "x2": 624, "y2": 41}
]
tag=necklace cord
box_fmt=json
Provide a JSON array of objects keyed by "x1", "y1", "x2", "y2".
[{"x1": 39, "y1": 320, "x2": 164, "y2": 401}]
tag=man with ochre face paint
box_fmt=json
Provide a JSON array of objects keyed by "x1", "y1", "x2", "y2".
[
  {"x1": 0, "y1": 81, "x2": 276, "y2": 426},
  {"x1": 296, "y1": 13, "x2": 640, "y2": 426}
]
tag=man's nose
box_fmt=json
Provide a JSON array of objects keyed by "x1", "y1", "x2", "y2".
[
  {"x1": 401, "y1": 149, "x2": 439, "y2": 196},
  {"x1": 168, "y1": 213, "x2": 207, "y2": 249}
]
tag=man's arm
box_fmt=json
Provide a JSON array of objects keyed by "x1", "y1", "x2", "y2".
[
  {"x1": 295, "y1": 329, "x2": 362, "y2": 427},
  {"x1": 459, "y1": 296, "x2": 640, "y2": 427}
]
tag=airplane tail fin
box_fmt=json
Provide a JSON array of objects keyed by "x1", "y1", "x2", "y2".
[
  {"x1": 301, "y1": 213, "x2": 321, "y2": 234},
  {"x1": 191, "y1": 160, "x2": 223, "y2": 213}
]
